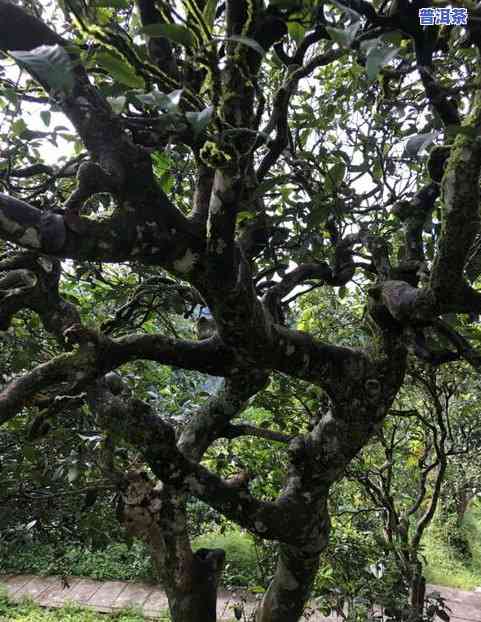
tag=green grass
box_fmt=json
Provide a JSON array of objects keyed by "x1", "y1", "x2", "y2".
[
  {"x1": 4, "y1": 509, "x2": 481, "y2": 596},
  {"x1": 463, "y1": 502, "x2": 481, "y2": 572},
  {"x1": 424, "y1": 501, "x2": 481, "y2": 590},
  {"x1": 0, "y1": 591, "x2": 169, "y2": 622}
]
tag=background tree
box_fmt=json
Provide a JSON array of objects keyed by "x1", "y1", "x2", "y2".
[
  {"x1": 1, "y1": 1, "x2": 481, "y2": 621},
  {"x1": 343, "y1": 365, "x2": 479, "y2": 621}
]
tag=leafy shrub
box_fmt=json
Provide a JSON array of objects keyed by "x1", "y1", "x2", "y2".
[
  {"x1": 424, "y1": 513, "x2": 481, "y2": 590},
  {"x1": 0, "y1": 541, "x2": 156, "y2": 582},
  {"x1": 0, "y1": 596, "x2": 165, "y2": 621},
  {"x1": 193, "y1": 530, "x2": 260, "y2": 588},
  {"x1": 313, "y1": 525, "x2": 407, "y2": 619},
  {"x1": 1, "y1": 530, "x2": 262, "y2": 589}
]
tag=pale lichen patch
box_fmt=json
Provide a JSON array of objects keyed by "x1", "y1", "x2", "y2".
[
  {"x1": 37, "y1": 257, "x2": 53, "y2": 273},
  {"x1": 180, "y1": 431, "x2": 196, "y2": 447},
  {"x1": 149, "y1": 497, "x2": 162, "y2": 512},
  {"x1": 210, "y1": 193, "x2": 223, "y2": 215},
  {"x1": 173, "y1": 249, "x2": 199, "y2": 273},
  {"x1": 443, "y1": 169, "x2": 456, "y2": 210}
]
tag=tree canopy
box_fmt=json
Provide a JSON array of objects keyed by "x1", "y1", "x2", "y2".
[{"x1": 1, "y1": 1, "x2": 481, "y2": 621}]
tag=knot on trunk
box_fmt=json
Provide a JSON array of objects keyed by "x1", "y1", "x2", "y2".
[{"x1": 117, "y1": 470, "x2": 163, "y2": 538}]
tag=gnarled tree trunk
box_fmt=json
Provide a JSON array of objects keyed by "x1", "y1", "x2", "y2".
[
  {"x1": 255, "y1": 543, "x2": 321, "y2": 622},
  {"x1": 118, "y1": 471, "x2": 225, "y2": 622},
  {"x1": 162, "y1": 548, "x2": 226, "y2": 622}
]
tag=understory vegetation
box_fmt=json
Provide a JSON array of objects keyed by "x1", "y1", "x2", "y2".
[
  {"x1": 424, "y1": 503, "x2": 481, "y2": 590},
  {"x1": 3, "y1": 503, "x2": 481, "y2": 593},
  {"x1": 0, "y1": 590, "x2": 167, "y2": 622}
]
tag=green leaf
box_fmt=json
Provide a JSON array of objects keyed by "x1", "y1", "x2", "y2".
[
  {"x1": 446, "y1": 124, "x2": 479, "y2": 139},
  {"x1": 326, "y1": 21, "x2": 361, "y2": 48},
  {"x1": 93, "y1": 0, "x2": 129, "y2": 7},
  {"x1": 331, "y1": 0, "x2": 363, "y2": 19},
  {"x1": 133, "y1": 88, "x2": 182, "y2": 112},
  {"x1": 223, "y1": 35, "x2": 265, "y2": 56},
  {"x1": 403, "y1": 131, "x2": 438, "y2": 157},
  {"x1": 153, "y1": 152, "x2": 172, "y2": 174},
  {"x1": 366, "y1": 44, "x2": 399, "y2": 81},
  {"x1": 252, "y1": 174, "x2": 291, "y2": 199},
  {"x1": 186, "y1": 105, "x2": 214, "y2": 136},
  {"x1": 203, "y1": 0, "x2": 218, "y2": 31},
  {"x1": 12, "y1": 118, "x2": 27, "y2": 137},
  {"x1": 237, "y1": 211, "x2": 257, "y2": 225},
  {"x1": 58, "y1": 133, "x2": 78, "y2": 142},
  {"x1": 25, "y1": 520, "x2": 38, "y2": 531},
  {"x1": 269, "y1": 0, "x2": 299, "y2": 8},
  {"x1": 68, "y1": 464, "x2": 80, "y2": 483},
  {"x1": 40, "y1": 110, "x2": 51, "y2": 127},
  {"x1": 95, "y1": 50, "x2": 145, "y2": 88},
  {"x1": 107, "y1": 95, "x2": 127, "y2": 114},
  {"x1": 23, "y1": 444, "x2": 36, "y2": 462},
  {"x1": 288, "y1": 21, "x2": 305, "y2": 44},
  {"x1": 10, "y1": 45, "x2": 75, "y2": 94},
  {"x1": 141, "y1": 23, "x2": 195, "y2": 48},
  {"x1": 382, "y1": 30, "x2": 404, "y2": 46},
  {"x1": 167, "y1": 89, "x2": 182, "y2": 109},
  {"x1": 159, "y1": 171, "x2": 174, "y2": 193},
  {"x1": 372, "y1": 160, "x2": 383, "y2": 180},
  {"x1": 329, "y1": 161, "x2": 346, "y2": 184}
]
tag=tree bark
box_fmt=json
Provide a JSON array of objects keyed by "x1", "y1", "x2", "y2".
[
  {"x1": 148, "y1": 515, "x2": 225, "y2": 622},
  {"x1": 117, "y1": 471, "x2": 226, "y2": 622},
  {"x1": 255, "y1": 544, "x2": 321, "y2": 622},
  {"x1": 162, "y1": 548, "x2": 226, "y2": 622},
  {"x1": 408, "y1": 561, "x2": 426, "y2": 622}
]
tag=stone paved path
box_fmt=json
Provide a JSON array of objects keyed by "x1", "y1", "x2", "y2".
[
  {"x1": 1, "y1": 575, "x2": 481, "y2": 620},
  {"x1": 0, "y1": 575, "x2": 257, "y2": 620}
]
